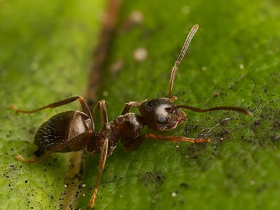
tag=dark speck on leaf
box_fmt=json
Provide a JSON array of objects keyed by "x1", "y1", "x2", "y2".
[{"x1": 180, "y1": 183, "x2": 189, "y2": 189}]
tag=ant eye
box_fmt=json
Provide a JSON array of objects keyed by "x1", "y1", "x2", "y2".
[{"x1": 157, "y1": 115, "x2": 167, "y2": 124}]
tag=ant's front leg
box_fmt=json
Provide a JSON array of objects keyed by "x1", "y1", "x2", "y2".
[
  {"x1": 147, "y1": 133, "x2": 210, "y2": 143},
  {"x1": 123, "y1": 134, "x2": 210, "y2": 151}
]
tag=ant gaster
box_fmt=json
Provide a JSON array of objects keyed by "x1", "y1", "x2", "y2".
[{"x1": 11, "y1": 24, "x2": 252, "y2": 208}]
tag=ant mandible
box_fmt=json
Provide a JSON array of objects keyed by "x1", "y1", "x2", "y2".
[{"x1": 11, "y1": 24, "x2": 252, "y2": 209}]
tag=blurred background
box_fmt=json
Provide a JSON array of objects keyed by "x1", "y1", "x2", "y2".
[{"x1": 0, "y1": 0, "x2": 280, "y2": 209}]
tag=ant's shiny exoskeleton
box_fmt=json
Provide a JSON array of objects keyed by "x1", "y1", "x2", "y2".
[{"x1": 11, "y1": 24, "x2": 252, "y2": 208}]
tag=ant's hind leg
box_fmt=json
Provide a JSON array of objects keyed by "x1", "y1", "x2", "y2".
[
  {"x1": 16, "y1": 148, "x2": 57, "y2": 163},
  {"x1": 10, "y1": 96, "x2": 94, "y2": 129},
  {"x1": 10, "y1": 96, "x2": 91, "y2": 114}
]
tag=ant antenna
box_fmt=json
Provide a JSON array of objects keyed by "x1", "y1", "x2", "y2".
[
  {"x1": 168, "y1": 24, "x2": 199, "y2": 98},
  {"x1": 175, "y1": 105, "x2": 253, "y2": 116}
]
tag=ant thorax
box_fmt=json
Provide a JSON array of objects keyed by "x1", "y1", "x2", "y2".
[
  {"x1": 96, "y1": 113, "x2": 145, "y2": 155},
  {"x1": 116, "y1": 113, "x2": 144, "y2": 138}
]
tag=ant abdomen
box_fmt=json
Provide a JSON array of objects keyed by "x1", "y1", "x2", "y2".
[{"x1": 34, "y1": 110, "x2": 91, "y2": 157}]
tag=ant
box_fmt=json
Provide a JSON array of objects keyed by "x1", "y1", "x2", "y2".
[{"x1": 11, "y1": 24, "x2": 252, "y2": 209}]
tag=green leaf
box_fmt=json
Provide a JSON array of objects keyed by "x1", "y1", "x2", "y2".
[{"x1": 1, "y1": 0, "x2": 280, "y2": 210}]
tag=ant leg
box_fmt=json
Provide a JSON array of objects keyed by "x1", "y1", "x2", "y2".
[
  {"x1": 10, "y1": 96, "x2": 94, "y2": 129},
  {"x1": 170, "y1": 96, "x2": 177, "y2": 103},
  {"x1": 16, "y1": 150, "x2": 56, "y2": 163},
  {"x1": 87, "y1": 100, "x2": 108, "y2": 154},
  {"x1": 10, "y1": 96, "x2": 89, "y2": 114},
  {"x1": 124, "y1": 134, "x2": 209, "y2": 151},
  {"x1": 99, "y1": 100, "x2": 108, "y2": 126},
  {"x1": 121, "y1": 101, "x2": 142, "y2": 115},
  {"x1": 88, "y1": 138, "x2": 109, "y2": 209},
  {"x1": 91, "y1": 100, "x2": 108, "y2": 126},
  {"x1": 146, "y1": 133, "x2": 210, "y2": 143}
]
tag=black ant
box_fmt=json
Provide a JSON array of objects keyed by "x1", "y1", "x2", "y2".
[{"x1": 10, "y1": 24, "x2": 252, "y2": 208}]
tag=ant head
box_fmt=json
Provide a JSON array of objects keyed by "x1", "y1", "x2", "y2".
[{"x1": 139, "y1": 98, "x2": 186, "y2": 131}]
